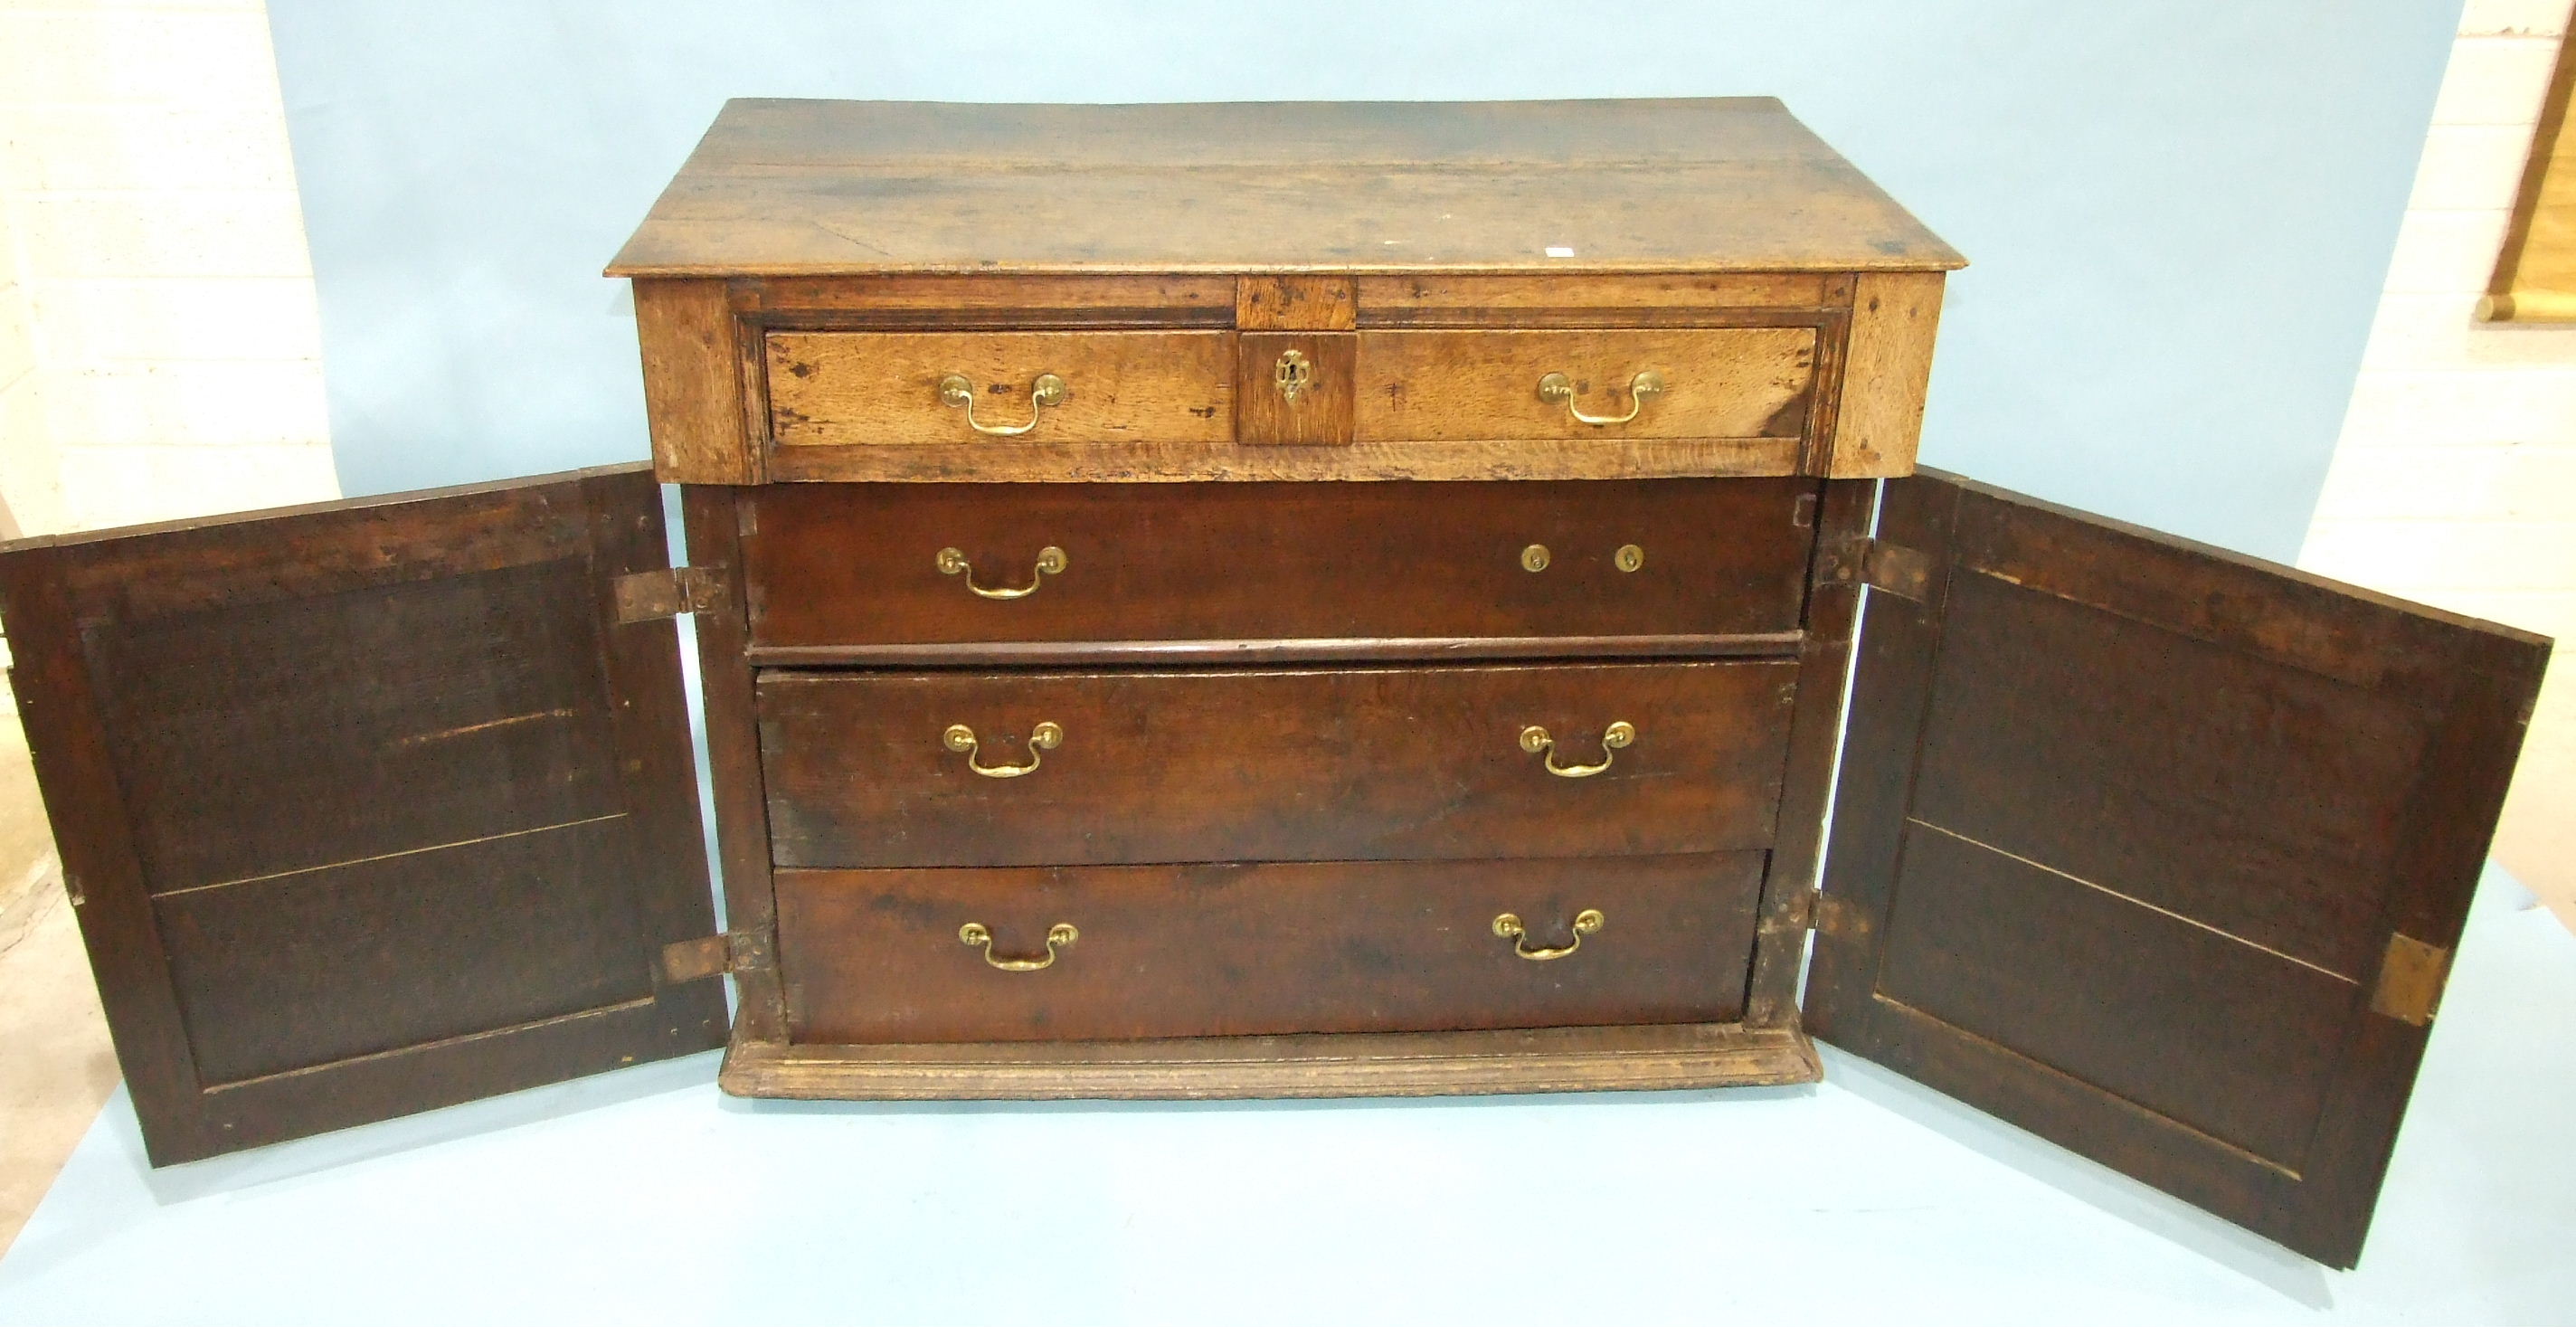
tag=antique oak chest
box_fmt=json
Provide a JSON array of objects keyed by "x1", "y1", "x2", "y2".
[{"x1": 0, "y1": 100, "x2": 2548, "y2": 1270}]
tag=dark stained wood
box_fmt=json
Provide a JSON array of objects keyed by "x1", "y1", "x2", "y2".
[
  {"x1": 775, "y1": 853, "x2": 1766, "y2": 1043},
  {"x1": 607, "y1": 100, "x2": 1965, "y2": 276},
  {"x1": 722, "y1": 1020, "x2": 1822, "y2": 1100},
  {"x1": 1806, "y1": 469, "x2": 2552, "y2": 1267},
  {"x1": 681, "y1": 485, "x2": 787, "y2": 1042},
  {"x1": 1235, "y1": 332, "x2": 1356, "y2": 446},
  {"x1": 1743, "y1": 479, "x2": 1869, "y2": 1026},
  {"x1": 744, "y1": 633, "x2": 1804, "y2": 669},
  {"x1": 757, "y1": 660, "x2": 1800, "y2": 869},
  {"x1": 0, "y1": 465, "x2": 726, "y2": 1164},
  {"x1": 741, "y1": 479, "x2": 1816, "y2": 652}
]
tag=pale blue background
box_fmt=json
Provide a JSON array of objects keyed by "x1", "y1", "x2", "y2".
[{"x1": 265, "y1": 0, "x2": 2461, "y2": 562}]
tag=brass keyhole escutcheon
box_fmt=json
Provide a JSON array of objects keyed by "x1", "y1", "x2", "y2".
[
  {"x1": 1615, "y1": 544, "x2": 1645, "y2": 573},
  {"x1": 1274, "y1": 348, "x2": 1314, "y2": 402},
  {"x1": 1520, "y1": 544, "x2": 1551, "y2": 573}
]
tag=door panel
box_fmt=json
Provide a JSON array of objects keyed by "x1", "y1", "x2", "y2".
[
  {"x1": 1807, "y1": 469, "x2": 2550, "y2": 1267},
  {"x1": 0, "y1": 465, "x2": 724, "y2": 1164}
]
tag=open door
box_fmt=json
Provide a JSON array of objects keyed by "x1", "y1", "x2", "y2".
[
  {"x1": 1806, "y1": 469, "x2": 2550, "y2": 1267},
  {"x1": 0, "y1": 464, "x2": 726, "y2": 1165}
]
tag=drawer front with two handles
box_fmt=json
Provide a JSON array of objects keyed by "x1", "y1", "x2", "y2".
[
  {"x1": 756, "y1": 660, "x2": 1802, "y2": 870},
  {"x1": 775, "y1": 853, "x2": 1769, "y2": 1044},
  {"x1": 761, "y1": 327, "x2": 1818, "y2": 449},
  {"x1": 740, "y1": 478, "x2": 1818, "y2": 653}
]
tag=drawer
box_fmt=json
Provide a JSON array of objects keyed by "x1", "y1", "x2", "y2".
[
  {"x1": 1354, "y1": 328, "x2": 1817, "y2": 441},
  {"x1": 775, "y1": 853, "x2": 1766, "y2": 1043},
  {"x1": 742, "y1": 479, "x2": 1818, "y2": 655},
  {"x1": 765, "y1": 331, "x2": 1234, "y2": 446},
  {"x1": 758, "y1": 660, "x2": 1800, "y2": 868}
]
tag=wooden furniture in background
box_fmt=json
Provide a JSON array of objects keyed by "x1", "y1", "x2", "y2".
[
  {"x1": 2484, "y1": 25, "x2": 2576, "y2": 319},
  {"x1": 0, "y1": 100, "x2": 2546, "y2": 1271}
]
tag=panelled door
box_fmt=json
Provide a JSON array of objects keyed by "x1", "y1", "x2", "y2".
[
  {"x1": 0, "y1": 464, "x2": 724, "y2": 1164},
  {"x1": 1807, "y1": 469, "x2": 2549, "y2": 1267}
]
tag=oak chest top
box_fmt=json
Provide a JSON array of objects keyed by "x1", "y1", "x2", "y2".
[{"x1": 606, "y1": 97, "x2": 1965, "y2": 276}]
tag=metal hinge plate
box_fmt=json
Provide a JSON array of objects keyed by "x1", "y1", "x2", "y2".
[
  {"x1": 2368, "y1": 933, "x2": 2451, "y2": 1027},
  {"x1": 658, "y1": 929, "x2": 770, "y2": 984},
  {"x1": 1821, "y1": 536, "x2": 1936, "y2": 603},
  {"x1": 613, "y1": 566, "x2": 724, "y2": 624}
]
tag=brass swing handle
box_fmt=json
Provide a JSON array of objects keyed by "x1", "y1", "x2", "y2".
[
  {"x1": 1537, "y1": 370, "x2": 1664, "y2": 426},
  {"x1": 1493, "y1": 909, "x2": 1605, "y2": 962},
  {"x1": 937, "y1": 545, "x2": 1066, "y2": 599},
  {"x1": 1520, "y1": 721, "x2": 1635, "y2": 777},
  {"x1": 942, "y1": 722, "x2": 1063, "y2": 778},
  {"x1": 938, "y1": 372, "x2": 1067, "y2": 436},
  {"x1": 959, "y1": 922, "x2": 1078, "y2": 971}
]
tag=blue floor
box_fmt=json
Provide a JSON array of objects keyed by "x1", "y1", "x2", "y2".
[{"x1": 3, "y1": 867, "x2": 2571, "y2": 1324}]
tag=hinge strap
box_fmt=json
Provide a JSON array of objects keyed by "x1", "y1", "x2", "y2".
[
  {"x1": 2368, "y1": 933, "x2": 2451, "y2": 1027},
  {"x1": 658, "y1": 929, "x2": 769, "y2": 984},
  {"x1": 614, "y1": 566, "x2": 725, "y2": 624},
  {"x1": 1821, "y1": 536, "x2": 1936, "y2": 603}
]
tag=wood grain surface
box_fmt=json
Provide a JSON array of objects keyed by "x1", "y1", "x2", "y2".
[
  {"x1": 1806, "y1": 469, "x2": 2552, "y2": 1267},
  {"x1": 609, "y1": 99, "x2": 1964, "y2": 275},
  {"x1": 740, "y1": 479, "x2": 1817, "y2": 652},
  {"x1": 767, "y1": 330, "x2": 1233, "y2": 446},
  {"x1": 0, "y1": 465, "x2": 725, "y2": 1164},
  {"x1": 757, "y1": 660, "x2": 1801, "y2": 869},
  {"x1": 776, "y1": 853, "x2": 1766, "y2": 1043},
  {"x1": 1354, "y1": 327, "x2": 1816, "y2": 441}
]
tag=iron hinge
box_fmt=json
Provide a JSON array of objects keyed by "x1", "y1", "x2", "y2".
[
  {"x1": 2368, "y1": 933, "x2": 2451, "y2": 1027},
  {"x1": 613, "y1": 566, "x2": 725, "y2": 624},
  {"x1": 658, "y1": 929, "x2": 770, "y2": 984},
  {"x1": 1825, "y1": 536, "x2": 1935, "y2": 603}
]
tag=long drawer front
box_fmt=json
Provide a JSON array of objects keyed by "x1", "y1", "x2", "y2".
[
  {"x1": 741, "y1": 479, "x2": 1817, "y2": 655},
  {"x1": 776, "y1": 854, "x2": 1766, "y2": 1044},
  {"x1": 758, "y1": 660, "x2": 1801, "y2": 869}
]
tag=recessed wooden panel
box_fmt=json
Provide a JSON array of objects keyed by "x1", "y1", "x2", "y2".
[
  {"x1": 1912, "y1": 571, "x2": 2429, "y2": 981},
  {"x1": 154, "y1": 818, "x2": 651, "y2": 1086},
  {"x1": 0, "y1": 465, "x2": 725, "y2": 1164},
  {"x1": 1808, "y1": 469, "x2": 2551, "y2": 1267},
  {"x1": 87, "y1": 558, "x2": 621, "y2": 896},
  {"x1": 777, "y1": 853, "x2": 1765, "y2": 1044},
  {"x1": 757, "y1": 660, "x2": 1800, "y2": 869},
  {"x1": 1354, "y1": 328, "x2": 1815, "y2": 441},
  {"x1": 1876, "y1": 824, "x2": 2359, "y2": 1167},
  {"x1": 740, "y1": 479, "x2": 1817, "y2": 658},
  {"x1": 766, "y1": 330, "x2": 1232, "y2": 447}
]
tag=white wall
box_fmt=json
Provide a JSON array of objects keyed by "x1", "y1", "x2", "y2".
[
  {"x1": 0, "y1": 0, "x2": 337, "y2": 536},
  {"x1": 2302, "y1": 0, "x2": 2576, "y2": 921}
]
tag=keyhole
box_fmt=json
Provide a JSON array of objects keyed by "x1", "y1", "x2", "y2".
[{"x1": 1274, "y1": 349, "x2": 1313, "y2": 402}]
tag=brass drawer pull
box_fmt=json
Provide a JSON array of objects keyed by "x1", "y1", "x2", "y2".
[
  {"x1": 936, "y1": 545, "x2": 1066, "y2": 599},
  {"x1": 942, "y1": 721, "x2": 1063, "y2": 778},
  {"x1": 1537, "y1": 370, "x2": 1663, "y2": 426},
  {"x1": 1520, "y1": 721, "x2": 1634, "y2": 777},
  {"x1": 1493, "y1": 909, "x2": 1605, "y2": 962},
  {"x1": 938, "y1": 372, "x2": 1066, "y2": 436},
  {"x1": 959, "y1": 922, "x2": 1078, "y2": 971}
]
